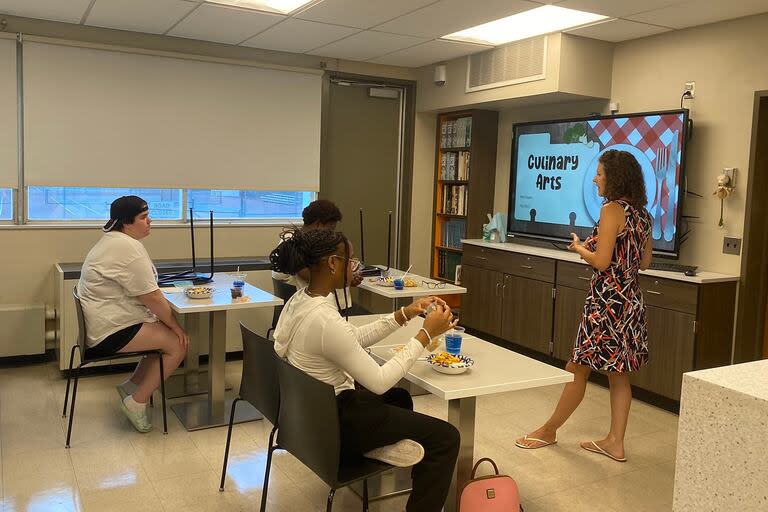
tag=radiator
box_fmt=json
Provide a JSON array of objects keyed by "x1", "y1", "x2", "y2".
[{"x1": 0, "y1": 304, "x2": 46, "y2": 357}]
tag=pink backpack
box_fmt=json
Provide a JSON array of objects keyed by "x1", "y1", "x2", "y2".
[{"x1": 459, "y1": 458, "x2": 522, "y2": 512}]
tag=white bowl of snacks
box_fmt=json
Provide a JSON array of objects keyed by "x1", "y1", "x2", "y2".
[
  {"x1": 184, "y1": 285, "x2": 215, "y2": 299},
  {"x1": 426, "y1": 352, "x2": 474, "y2": 375}
]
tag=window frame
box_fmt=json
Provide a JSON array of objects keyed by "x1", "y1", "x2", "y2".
[{"x1": 7, "y1": 186, "x2": 314, "y2": 228}]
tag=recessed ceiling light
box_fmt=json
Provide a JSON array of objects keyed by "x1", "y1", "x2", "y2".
[
  {"x1": 442, "y1": 5, "x2": 608, "y2": 46},
  {"x1": 205, "y1": 0, "x2": 313, "y2": 15}
]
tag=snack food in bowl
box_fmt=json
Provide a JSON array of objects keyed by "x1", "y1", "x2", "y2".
[
  {"x1": 184, "y1": 285, "x2": 215, "y2": 299},
  {"x1": 371, "y1": 276, "x2": 418, "y2": 288},
  {"x1": 426, "y1": 352, "x2": 474, "y2": 375}
]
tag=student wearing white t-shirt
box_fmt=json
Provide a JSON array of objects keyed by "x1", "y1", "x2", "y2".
[
  {"x1": 78, "y1": 196, "x2": 188, "y2": 433},
  {"x1": 271, "y1": 227, "x2": 460, "y2": 512}
]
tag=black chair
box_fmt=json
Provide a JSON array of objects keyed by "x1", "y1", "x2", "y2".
[
  {"x1": 267, "y1": 278, "x2": 296, "y2": 338},
  {"x1": 276, "y1": 357, "x2": 394, "y2": 512},
  {"x1": 63, "y1": 286, "x2": 168, "y2": 447},
  {"x1": 219, "y1": 323, "x2": 281, "y2": 512}
]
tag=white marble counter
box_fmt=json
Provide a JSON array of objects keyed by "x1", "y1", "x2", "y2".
[
  {"x1": 673, "y1": 360, "x2": 768, "y2": 511},
  {"x1": 462, "y1": 239, "x2": 739, "y2": 284}
]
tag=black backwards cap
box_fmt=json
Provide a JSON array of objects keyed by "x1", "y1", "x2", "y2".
[{"x1": 102, "y1": 195, "x2": 149, "y2": 232}]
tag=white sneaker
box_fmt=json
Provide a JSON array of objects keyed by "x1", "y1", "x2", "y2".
[{"x1": 364, "y1": 439, "x2": 424, "y2": 467}]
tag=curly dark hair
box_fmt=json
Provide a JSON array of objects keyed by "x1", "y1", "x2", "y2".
[
  {"x1": 599, "y1": 150, "x2": 648, "y2": 209},
  {"x1": 269, "y1": 227, "x2": 350, "y2": 315},
  {"x1": 302, "y1": 199, "x2": 342, "y2": 226}
]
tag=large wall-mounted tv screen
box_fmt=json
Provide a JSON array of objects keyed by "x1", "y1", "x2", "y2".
[{"x1": 507, "y1": 109, "x2": 689, "y2": 256}]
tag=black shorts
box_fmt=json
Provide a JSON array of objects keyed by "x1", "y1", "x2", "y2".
[{"x1": 86, "y1": 323, "x2": 143, "y2": 359}]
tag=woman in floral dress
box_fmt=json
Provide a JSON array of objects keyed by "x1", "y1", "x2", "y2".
[{"x1": 515, "y1": 149, "x2": 653, "y2": 462}]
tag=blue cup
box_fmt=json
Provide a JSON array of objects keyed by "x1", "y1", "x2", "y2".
[
  {"x1": 444, "y1": 327, "x2": 465, "y2": 355},
  {"x1": 393, "y1": 278, "x2": 404, "y2": 290}
]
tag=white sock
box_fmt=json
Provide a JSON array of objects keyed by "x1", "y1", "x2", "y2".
[
  {"x1": 123, "y1": 395, "x2": 147, "y2": 412},
  {"x1": 120, "y1": 380, "x2": 138, "y2": 395}
]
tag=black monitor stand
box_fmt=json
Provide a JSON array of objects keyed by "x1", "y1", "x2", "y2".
[
  {"x1": 157, "y1": 209, "x2": 214, "y2": 285},
  {"x1": 358, "y1": 209, "x2": 392, "y2": 277}
]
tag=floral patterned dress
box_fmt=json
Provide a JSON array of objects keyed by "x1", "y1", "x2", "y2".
[{"x1": 571, "y1": 200, "x2": 653, "y2": 372}]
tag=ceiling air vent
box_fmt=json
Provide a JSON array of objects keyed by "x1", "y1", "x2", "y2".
[{"x1": 466, "y1": 35, "x2": 547, "y2": 93}]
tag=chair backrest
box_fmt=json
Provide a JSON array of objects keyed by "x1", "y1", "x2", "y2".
[
  {"x1": 72, "y1": 285, "x2": 88, "y2": 354},
  {"x1": 276, "y1": 357, "x2": 341, "y2": 487},
  {"x1": 238, "y1": 323, "x2": 280, "y2": 426},
  {"x1": 271, "y1": 278, "x2": 296, "y2": 328}
]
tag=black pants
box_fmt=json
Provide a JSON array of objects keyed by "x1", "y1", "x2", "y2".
[{"x1": 336, "y1": 387, "x2": 460, "y2": 512}]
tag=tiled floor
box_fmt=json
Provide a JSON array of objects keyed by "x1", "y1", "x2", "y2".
[{"x1": 0, "y1": 360, "x2": 679, "y2": 511}]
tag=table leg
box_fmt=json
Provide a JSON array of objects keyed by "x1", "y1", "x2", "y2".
[
  {"x1": 170, "y1": 311, "x2": 262, "y2": 431},
  {"x1": 445, "y1": 396, "x2": 476, "y2": 512}
]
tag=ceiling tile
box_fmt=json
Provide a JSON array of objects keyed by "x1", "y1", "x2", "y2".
[
  {"x1": 627, "y1": 0, "x2": 768, "y2": 29},
  {"x1": 307, "y1": 30, "x2": 428, "y2": 61},
  {"x1": 0, "y1": 0, "x2": 93, "y2": 24},
  {"x1": 557, "y1": 0, "x2": 683, "y2": 18},
  {"x1": 86, "y1": 0, "x2": 197, "y2": 34},
  {"x1": 375, "y1": 0, "x2": 536, "y2": 38},
  {"x1": 168, "y1": 3, "x2": 284, "y2": 44},
  {"x1": 369, "y1": 39, "x2": 491, "y2": 68},
  {"x1": 566, "y1": 18, "x2": 671, "y2": 42},
  {"x1": 295, "y1": 0, "x2": 436, "y2": 29},
  {"x1": 241, "y1": 18, "x2": 359, "y2": 53}
]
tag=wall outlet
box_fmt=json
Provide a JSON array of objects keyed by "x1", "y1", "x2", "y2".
[
  {"x1": 723, "y1": 236, "x2": 741, "y2": 255},
  {"x1": 723, "y1": 167, "x2": 737, "y2": 186},
  {"x1": 685, "y1": 81, "x2": 696, "y2": 98}
]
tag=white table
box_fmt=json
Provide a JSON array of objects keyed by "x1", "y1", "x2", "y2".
[
  {"x1": 357, "y1": 267, "x2": 466, "y2": 299},
  {"x1": 162, "y1": 273, "x2": 282, "y2": 430},
  {"x1": 349, "y1": 315, "x2": 573, "y2": 512}
]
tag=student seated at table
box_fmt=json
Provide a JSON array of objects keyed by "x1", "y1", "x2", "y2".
[
  {"x1": 78, "y1": 195, "x2": 188, "y2": 433},
  {"x1": 271, "y1": 227, "x2": 460, "y2": 512},
  {"x1": 271, "y1": 199, "x2": 364, "y2": 312}
]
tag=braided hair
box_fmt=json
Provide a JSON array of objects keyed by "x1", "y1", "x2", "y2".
[{"x1": 269, "y1": 227, "x2": 351, "y2": 317}]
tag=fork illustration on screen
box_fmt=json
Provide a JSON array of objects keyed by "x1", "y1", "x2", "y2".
[
  {"x1": 663, "y1": 133, "x2": 679, "y2": 242},
  {"x1": 652, "y1": 146, "x2": 666, "y2": 240}
]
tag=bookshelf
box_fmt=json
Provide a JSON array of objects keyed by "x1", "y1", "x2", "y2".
[{"x1": 431, "y1": 110, "x2": 498, "y2": 283}]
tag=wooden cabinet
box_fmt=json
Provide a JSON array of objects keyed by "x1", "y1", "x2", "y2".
[
  {"x1": 460, "y1": 264, "x2": 503, "y2": 337},
  {"x1": 553, "y1": 285, "x2": 588, "y2": 360},
  {"x1": 632, "y1": 306, "x2": 696, "y2": 399},
  {"x1": 461, "y1": 243, "x2": 737, "y2": 403},
  {"x1": 502, "y1": 274, "x2": 554, "y2": 353}
]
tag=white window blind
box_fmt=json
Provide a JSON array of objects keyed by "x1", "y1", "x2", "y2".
[
  {"x1": 23, "y1": 42, "x2": 321, "y2": 191},
  {"x1": 0, "y1": 37, "x2": 17, "y2": 189}
]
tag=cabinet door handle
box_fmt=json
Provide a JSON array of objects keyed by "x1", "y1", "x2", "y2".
[
  {"x1": 520, "y1": 264, "x2": 533, "y2": 269},
  {"x1": 646, "y1": 290, "x2": 663, "y2": 295},
  {"x1": 495, "y1": 282, "x2": 501, "y2": 296},
  {"x1": 476, "y1": 256, "x2": 487, "y2": 261},
  {"x1": 577, "y1": 276, "x2": 591, "y2": 281}
]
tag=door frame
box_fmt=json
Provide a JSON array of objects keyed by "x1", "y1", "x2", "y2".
[
  {"x1": 734, "y1": 91, "x2": 768, "y2": 363},
  {"x1": 319, "y1": 71, "x2": 417, "y2": 271}
]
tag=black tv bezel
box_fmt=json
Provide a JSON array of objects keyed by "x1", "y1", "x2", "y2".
[{"x1": 507, "y1": 108, "x2": 690, "y2": 258}]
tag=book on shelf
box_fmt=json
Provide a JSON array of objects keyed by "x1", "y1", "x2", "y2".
[
  {"x1": 441, "y1": 185, "x2": 468, "y2": 215},
  {"x1": 437, "y1": 249, "x2": 463, "y2": 281},
  {"x1": 439, "y1": 117, "x2": 473, "y2": 149},
  {"x1": 440, "y1": 219, "x2": 466, "y2": 249}
]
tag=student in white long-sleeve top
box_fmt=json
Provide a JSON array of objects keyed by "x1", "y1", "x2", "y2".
[{"x1": 270, "y1": 227, "x2": 459, "y2": 512}]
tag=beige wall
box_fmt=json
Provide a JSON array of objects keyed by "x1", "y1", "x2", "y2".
[
  {"x1": 414, "y1": 14, "x2": 768, "y2": 275},
  {"x1": 608, "y1": 13, "x2": 768, "y2": 273},
  {"x1": 409, "y1": 111, "x2": 438, "y2": 277}
]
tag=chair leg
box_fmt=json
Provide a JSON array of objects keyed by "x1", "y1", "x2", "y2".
[
  {"x1": 326, "y1": 488, "x2": 336, "y2": 512},
  {"x1": 158, "y1": 353, "x2": 167, "y2": 434},
  {"x1": 65, "y1": 366, "x2": 81, "y2": 448},
  {"x1": 62, "y1": 345, "x2": 79, "y2": 417},
  {"x1": 362, "y1": 479, "x2": 369, "y2": 512},
  {"x1": 219, "y1": 398, "x2": 241, "y2": 491},
  {"x1": 259, "y1": 426, "x2": 278, "y2": 512}
]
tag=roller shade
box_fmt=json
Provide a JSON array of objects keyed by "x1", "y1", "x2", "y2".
[
  {"x1": 0, "y1": 37, "x2": 17, "y2": 189},
  {"x1": 23, "y1": 42, "x2": 321, "y2": 191}
]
